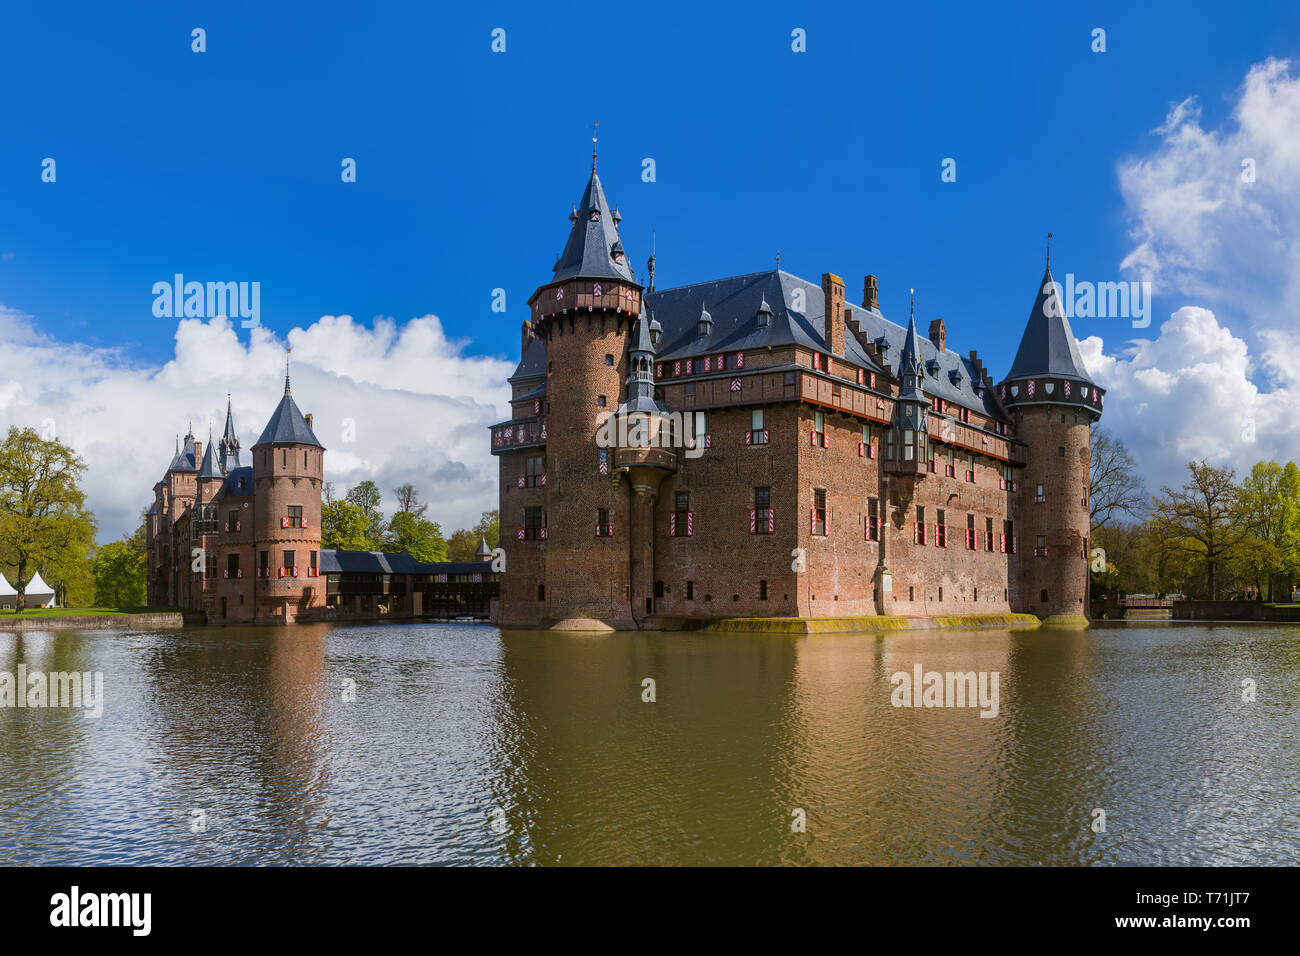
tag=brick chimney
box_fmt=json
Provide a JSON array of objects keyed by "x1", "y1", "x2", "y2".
[
  {"x1": 520, "y1": 320, "x2": 533, "y2": 357},
  {"x1": 862, "y1": 275, "x2": 879, "y2": 311},
  {"x1": 193, "y1": 439, "x2": 202, "y2": 462},
  {"x1": 928, "y1": 318, "x2": 946, "y2": 352},
  {"x1": 304, "y1": 413, "x2": 314, "y2": 431},
  {"x1": 821, "y1": 273, "x2": 845, "y2": 356}
]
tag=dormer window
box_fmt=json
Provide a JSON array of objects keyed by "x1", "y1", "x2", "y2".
[
  {"x1": 611, "y1": 241, "x2": 625, "y2": 265},
  {"x1": 589, "y1": 209, "x2": 600, "y2": 222}
]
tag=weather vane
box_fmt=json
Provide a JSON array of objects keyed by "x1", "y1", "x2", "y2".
[
  {"x1": 592, "y1": 120, "x2": 599, "y2": 171},
  {"x1": 1047, "y1": 232, "x2": 1053, "y2": 268}
]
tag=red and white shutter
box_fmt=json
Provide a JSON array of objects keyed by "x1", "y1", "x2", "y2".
[{"x1": 749, "y1": 508, "x2": 757, "y2": 534}]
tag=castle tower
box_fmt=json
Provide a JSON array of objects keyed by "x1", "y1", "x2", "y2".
[
  {"x1": 998, "y1": 260, "x2": 1105, "y2": 622},
  {"x1": 251, "y1": 363, "x2": 325, "y2": 623},
  {"x1": 523, "y1": 152, "x2": 644, "y2": 628},
  {"x1": 218, "y1": 395, "x2": 241, "y2": 472}
]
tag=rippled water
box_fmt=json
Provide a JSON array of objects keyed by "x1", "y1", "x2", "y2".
[{"x1": 0, "y1": 622, "x2": 1296, "y2": 865}]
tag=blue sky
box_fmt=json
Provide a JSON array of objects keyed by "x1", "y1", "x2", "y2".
[
  {"x1": 4, "y1": 0, "x2": 1300, "y2": 540},
  {"x1": 2, "y1": 0, "x2": 1294, "y2": 368}
]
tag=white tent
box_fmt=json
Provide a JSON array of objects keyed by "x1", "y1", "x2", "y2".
[
  {"x1": 23, "y1": 572, "x2": 56, "y2": 608},
  {"x1": 0, "y1": 573, "x2": 16, "y2": 610}
]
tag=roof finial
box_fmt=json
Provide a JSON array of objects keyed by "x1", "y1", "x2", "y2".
[
  {"x1": 285, "y1": 347, "x2": 292, "y2": 394},
  {"x1": 776, "y1": 249, "x2": 781, "y2": 269},
  {"x1": 591, "y1": 119, "x2": 599, "y2": 172},
  {"x1": 647, "y1": 230, "x2": 656, "y2": 293},
  {"x1": 1046, "y1": 232, "x2": 1053, "y2": 269},
  {"x1": 909, "y1": 287, "x2": 915, "y2": 323}
]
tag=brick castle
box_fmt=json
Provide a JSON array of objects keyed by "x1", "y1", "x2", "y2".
[
  {"x1": 145, "y1": 367, "x2": 327, "y2": 623},
  {"x1": 491, "y1": 158, "x2": 1104, "y2": 629}
]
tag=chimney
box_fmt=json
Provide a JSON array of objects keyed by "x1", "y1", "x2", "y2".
[
  {"x1": 862, "y1": 275, "x2": 879, "y2": 311},
  {"x1": 821, "y1": 272, "x2": 845, "y2": 356},
  {"x1": 968, "y1": 350, "x2": 985, "y2": 380},
  {"x1": 928, "y1": 318, "x2": 946, "y2": 352},
  {"x1": 193, "y1": 440, "x2": 202, "y2": 462},
  {"x1": 520, "y1": 320, "x2": 533, "y2": 357},
  {"x1": 305, "y1": 413, "x2": 314, "y2": 431}
]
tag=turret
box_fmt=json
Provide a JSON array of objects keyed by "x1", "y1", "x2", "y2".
[
  {"x1": 999, "y1": 258, "x2": 1104, "y2": 622},
  {"x1": 521, "y1": 150, "x2": 643, "y2": 627},
  {"x1": 218, "y1": 395, "x2": 241, "y2": 472},
  {"x1": 251, "y1": 361, "x2": 325, "y2": 622}
]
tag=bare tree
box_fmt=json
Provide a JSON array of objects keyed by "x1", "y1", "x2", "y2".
[
  {"x1": 1150, "y1": 460, "x2": 1249, "y2": 599},
  {"x1": 393, "y1": 483, "x2": 428, "y2": 518},
  {"x1": 1089, "y1": 427, "x2": 1146, "y2": 529}
]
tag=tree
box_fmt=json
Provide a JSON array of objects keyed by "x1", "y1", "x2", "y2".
[
  {"x1": 1238, "y1": 460, "x2": 1300, "y2": 599},
  {"x1": 471, "y1": 509, "x2": 499, "y2": 550},
  {"x1": 321, "y1": 500, "x2": 373, "y2": 551},
  {"x1": 0, "y1": 427, "x2": 97, "y2": 609},
  {"x1": 1089, "y1": 427, "x2": 1146, "y2": 530},
  {"x1": 344, "y1": 480, "x2": 386, "y2": 548},
  {"x1": 1149, "y1": 460, "x2": 1249, "y2": 599},
  {"x1": 446, "y1": 528, "x2": 478, "y2": 562},
  {"x1": 393, "y1": 483, "x2": 428, "y2": 518},
  {"x1": 383, "y1": 511, "x2": 447, "y2": 562},
  {"x1": 93, "y1": 540, "x2": 145, "y2": 608}
]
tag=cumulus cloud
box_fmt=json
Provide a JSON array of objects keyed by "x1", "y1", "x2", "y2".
[
  {"x1": 1088, "y1": 58, "x2": 1300, "y2": 498},
  {"x1": 1118, "y1": 57, "x2": 1300, "y2": 328},
  {"x1": 0, "y1": 305, "x2": 512, "y2": 541}
]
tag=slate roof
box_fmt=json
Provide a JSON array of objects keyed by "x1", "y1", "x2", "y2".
[
  {"x1": 167, "y1": 433, "x2": 198, "y2": 472},
  {"x1": 645, "y1": 269, "x2": 1006, "y2": 420},
  {"x1": 197, "y1": 432, "x2": 223, "y2": 478},
  {"x1": 509, "y1": 334, "x2": 547, "y2": 384},
  {"x1": 551, "y1": 168, "x2": 636, "y2": 284},
  {"x1": 1004, "y1": 264, "x2": 1095, "y2": 384},
  {"x1": 319, "y1": 550, "x2": 496, "y2": 576},
  {"x1": 213, "y1": 466, "x2": 254, "y2": 500},
  {"x1": 255, "y1": 387, "x2": 324, "y2": 447}
]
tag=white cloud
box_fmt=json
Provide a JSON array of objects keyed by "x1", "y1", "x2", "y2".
[
  {"x1": 0, "y1": 306, "x2": 512, "y2": 541},
  {"x1": 1118, "y1": 57, "x2": 1300, "y2": 328},
  {"x1": 1091, "y1": 58, "x2": 1300, "y2": 497}
]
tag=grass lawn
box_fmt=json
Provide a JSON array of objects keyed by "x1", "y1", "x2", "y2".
[{"x1": 0, "y1": 606, "x2": 189, "y2": 616}]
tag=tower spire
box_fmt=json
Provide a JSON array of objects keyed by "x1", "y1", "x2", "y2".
[
  {"x1": 591, "y1": 119, "x2": 599, "y2": 172},
  {"x1": 1046, "y1": 232, "x2": 1053, "y2": 269},
  {"x1": 284, "y1": 348, "x2": 292, "y2": 395}
]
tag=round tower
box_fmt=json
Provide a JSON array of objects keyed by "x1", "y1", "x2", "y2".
[
  {"x1": 525, "y1": 153, "x2": 644, "y2": 628},
  {"x1": 251, "y1": 365, "x2": 326, "y2": 623},
  {"x1": 999, "y1": 259, "x2": 1105, "y2": 623}
]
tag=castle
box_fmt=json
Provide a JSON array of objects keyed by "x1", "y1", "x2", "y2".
[
  {"x1": 490, "y1": 159, "x2": 1104, "y2": 629},
  {"x1": 145, "y1": 370, "x2": 327, "y2": 623}
]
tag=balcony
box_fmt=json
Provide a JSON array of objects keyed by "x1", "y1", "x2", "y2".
[{"x1": 491, "y1": 418, "x2": 547, "y2": 454}]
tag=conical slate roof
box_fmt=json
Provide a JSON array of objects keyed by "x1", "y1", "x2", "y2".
[
  {"x1": 1005, "y1": 264, "x2": 1094, "y2": 383},
  {"x1": 552, "y1": 168, "x2": 636, "y2": 284},
  {"x1": 198, "y1": 431, "x2": 223, "y2": 478},
  {"x1": 896, "y1": 316, "x2": 928, "y2": 403},
  {"x1": 255, "y1": 381, "x2": 323, "y2": 447},
  {"x1": 475, "y1": 538, "x2": 492, "y2": 558}
]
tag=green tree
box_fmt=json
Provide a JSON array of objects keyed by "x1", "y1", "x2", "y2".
[
  {"x1": 1239, "y1": 460, "x2": 1300, "y2": 600},
  {"x1": 344, "y1": 480, "x2": 386, "y2": 548},
  {"x1": 93, "y1": 540, "x2": 145, "y2": 609},
  {"x1": 446, "y1": 528, "x2": 478, "y2": 562},
  {"x1": 1150, "y1": 460, "x2": 1249, "y2": 600},
  {"x1": 321, "y1": 499, "x2": 372, "y2": 551},
  {"x1": 383, "y1": 511, "x2": 447, "y2": 562},
  {"x1": 0, "y1": 426, "x2": 98, "y2": 609},
  {"x1": 471, "y1": 509, "x2": 499, "y2": 550}
]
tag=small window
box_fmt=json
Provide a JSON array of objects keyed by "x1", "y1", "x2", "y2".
[
  {"x1": 686, "y1": 581, "x2": 694, "y2": 600},
  {"x1": 283, "y1": 550, "x2": 295, "y2": 570},
  {"x1": 597, "y1": 395, "x2": 606, "y2": 408},
  {"x1": 909, "y1": 586, "x2": 915, "y2": 602},
  {"x1": 752, "y1": 409, "x2": 764, "y2": 430},
  {"x1": 784, "y1": 372, "x2": 796, "y2": 386},
  {"x1": 538, "y1": 584, "x2": 545, "y2": 601},
  {"x1": 1058, "y1": 446, "x2": 1065, "y2": 457},
  {"x1": 760, "y1": 580, "x2": 768, "y2": 600},
  {"x1": 1040, "y1": 589, "x2": 1049, "y2": 603},
  {"x1": 605, "y1": 354, "x2": 614, "y2": 365},
  {"x1": 685, "y1": 382, "x2": 696, "y2": 396},
  {"x1": 654, "y1": 580, "x2": 665, "y2": 598}
]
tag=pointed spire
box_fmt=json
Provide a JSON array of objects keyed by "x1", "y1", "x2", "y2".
[
  {"x1": 284, "y1": 349, "x2": 292, "y2": 394},
  {"x1": 551, "y1": 157, "x2": 636, "y2": 284},
  {"x1": 591, "y1": 119, "x2": 599, "y2": 171},
  {"x1": 219, "y1": 394, "x2": 242, "y2": 472},
  {"x1": 198, "y1": 427, "x2": 222, "y2": 479},
  {"x1": 1003, "y1": 258, "x2": 1094, "y2": 384},
  {"x1": 1046, "y1": 232, "x2": 1053, "y2": 269}
]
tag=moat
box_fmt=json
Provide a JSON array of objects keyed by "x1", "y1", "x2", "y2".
[{"x1": 0, "y1": 622, "x2": 1295, "y2": 865}]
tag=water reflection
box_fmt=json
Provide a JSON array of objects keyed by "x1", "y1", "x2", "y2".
[{"x1": 0, "y1": 623, "x2": 1295, "y2": 865}]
